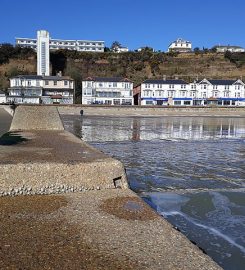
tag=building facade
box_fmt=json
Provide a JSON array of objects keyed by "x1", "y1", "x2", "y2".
[
  {"x1": 37, "y1": 30, "x2": 50, "y2": 76},
  {"x1": 0, "y1": 91, "x2": 7, "y2": 104},
  {"x1": 140, "y1": 79, "x2": 245, "y2": 106},
  {"x1": 168, "y1": 38, "x2": 192, "y2": 53},
  {"x1": 8, "y1": 75, "x2": 74, "y2": 104},
  {"x1": 82, "y1": 77, "x2": 133, "y2": 105},
  {"x1": 16, "y1": 30, "x2": 105, "y2": 53}
]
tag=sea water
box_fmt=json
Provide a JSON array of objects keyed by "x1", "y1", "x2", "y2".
[{"x1": 62, "y1": 115, "x2": 245, "y2": 270}]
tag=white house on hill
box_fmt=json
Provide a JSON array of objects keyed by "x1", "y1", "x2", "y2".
[{"x1": 168, "y1": 38, "x2": 192, "y2": 53}]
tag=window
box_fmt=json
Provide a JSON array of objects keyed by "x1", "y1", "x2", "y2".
[
  {"x1": 84, "y1": 89, "x2": 92, "y2": 96},
  {"x1": 184, "y1": 101, "x2": 191, "y2": 105},
  {"x1": 168, "y1": 91, "x2": 174, "y2": 97},
  {"x1": 203, "y1": 92, "x2": 207, "y2": 98},
  {"x1": 146, "y1": 101, "x2": 153, "y2": 105},
  {"x1": 54, "y1": 81, "x2": 57, "y2": 86},
  {"x1": 64, "y1": 80, "x2": 68, "y2": 86},
  {"x1": 27, "y1": 80, "x2": 31, "y2": 86},
  {"x1": 45, "y1": 80, "x2": 49, "y2": 85},
  {"x1": 181, "y1": 91, "x2": 186, "y2": 97},
  {"x1": 174, "y1": 101, "x2": 181, "y2": 105},
  {"x1": 36, "y1": 80, "x2": 40, "y2": 87},
  {"x1": 113, "y1": 82, "x2": 117, "y2": 87}
]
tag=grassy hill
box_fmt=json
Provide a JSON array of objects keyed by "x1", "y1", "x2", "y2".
[{"x1": 1, "y1": 44, "x2": 245, "y2": 101}]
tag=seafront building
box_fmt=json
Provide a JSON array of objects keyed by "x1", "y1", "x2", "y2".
[
  {"x1": 0, "y1": 90, "x2": 6, "y2": 104},
  {"x1": 82, "y1": 77, "x2": 133, "y2": 105},
  {"x1": 7, "y1": 74, "x2": 74, "y2": 104},
  {"x1": 168, "y1": 38, "x2": 192, "y2": 53},
  {"x1": 16, "y1": 31, "x2": 105, "y2": 53},
  {"x1": 140, "y1": 78, "x2": 245, "y2": 106}
]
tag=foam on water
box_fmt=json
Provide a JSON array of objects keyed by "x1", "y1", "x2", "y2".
[{"x1": 162, "y1": 210, "x2": 245, "y2": 254}]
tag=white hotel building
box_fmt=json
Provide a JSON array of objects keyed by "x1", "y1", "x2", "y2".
[
  {"x1": 16, "y1": 31, "x2": 105, "y2": 53},
  {"x1": 82, "y1": 77, "x2": 133, "y2": 105},
  {"x1": 141, "y1": 79, "x2": 245, "y2": 106}
]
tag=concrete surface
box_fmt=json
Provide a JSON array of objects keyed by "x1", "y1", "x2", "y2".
[
  {"x1": 0, "y1": 108, "x2": 12, "y2": 137},
  {"x1": 0, "y1": 189, "x2": 221, "y2": 270},
  {"x1": 0, "y1": 130, "x2": 128, "y2": 195},
  {"x1": 10, "y1": 106, "x2": 64, "y2": 131}
]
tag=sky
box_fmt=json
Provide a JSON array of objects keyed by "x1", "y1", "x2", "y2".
[{"x1": 0, "y1": 0, "x2": 244, "y2": 51}]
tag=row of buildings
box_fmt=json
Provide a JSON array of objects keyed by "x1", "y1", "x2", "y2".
[
  {"x1": 1, "y1": 30, "x2": 244, "y2": 106},
  {"x1": 1, "y1": 76, "x2": 245, "y2": 107},
  {"x1": 167, "y1": 38, "x2": 245, "y2": 53},
  {"x1": 15, "y1": 30, "x2": 245, "y2": 53}
]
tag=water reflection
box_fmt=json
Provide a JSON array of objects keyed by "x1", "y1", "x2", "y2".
[{"x1": 62, "y1": 116, "x2": 245, "y2": 142}]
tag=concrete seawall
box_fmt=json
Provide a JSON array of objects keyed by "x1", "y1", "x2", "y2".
[
  {"x1": 57, "y1": 104, "x2": 245, "y2": 117},
  {"x1": 0, "y1": 105, "x2": 221, "y2": 269}
]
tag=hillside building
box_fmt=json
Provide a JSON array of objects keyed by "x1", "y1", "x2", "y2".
[
  {"x1": 112, "y1": 45, "x2": 129, "y2": 53},
  {"x1": 168, "y1": 38, "x2": 192, "y2": 53},
  {"x1": 8, "y1": 75, "x2": 74, "y2": 104},
  {"x1": 214, "y1": 45, "x2": 245, "y2": 53},
  {"x1": 16, "y1": 30, "x2": 105, "y2": 53},
  {"x1": 82, "y1": 77, "x2": 133, "y2": 105}
]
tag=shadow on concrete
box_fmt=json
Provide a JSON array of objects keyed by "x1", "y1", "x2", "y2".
[{"x1": 0, "y1": 132, "x2": 28, "y2": 146}]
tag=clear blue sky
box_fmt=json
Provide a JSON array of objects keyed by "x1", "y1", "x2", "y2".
[{"x1": 1, "y1": 0, "x2": 244, "y2": 51}]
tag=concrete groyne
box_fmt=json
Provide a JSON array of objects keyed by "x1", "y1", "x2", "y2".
[
  {"x1": 0, "y1": 105, "x2": 221, "y2": 269},
  {"x1": 0, "y1": 106, "x2": 128, "y2": 196}
]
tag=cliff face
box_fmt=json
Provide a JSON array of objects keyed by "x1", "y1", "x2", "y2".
[{"x1": 1, "y1": 51, "x2": 245, "y2": 91}]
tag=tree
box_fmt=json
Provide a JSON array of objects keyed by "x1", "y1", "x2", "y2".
[
  {"x1": 194, "y1": 47, "x2": 200, "y2": 54},
  {"x1": 64, "y1": 62, "x2": 82, "y2": 104},
  {"x1": 111, "y1": 41, "x2": 121, "y2": 51}
]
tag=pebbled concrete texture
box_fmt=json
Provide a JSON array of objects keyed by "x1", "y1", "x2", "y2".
[
  {"x1": 10, "y1": 105, "x2": 64, "y2": 131},
  {"x1": 0, "y1": 189, "x2": 221, "y2": 270},
  {"x1": 0, "y1": 105, "x2": 222, "y2": 269},
  {"x1": 0, "y1": 130, "x2": 128, "y2": 195}
]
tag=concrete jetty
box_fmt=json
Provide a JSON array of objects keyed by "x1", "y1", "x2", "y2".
[{"x1": 0, "y1": 105, "x2": 221, "y2": 269}]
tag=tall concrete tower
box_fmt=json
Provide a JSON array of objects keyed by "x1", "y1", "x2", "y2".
[{"x1": 37, "y1": 30, "x2": 50, "y2": 76}]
